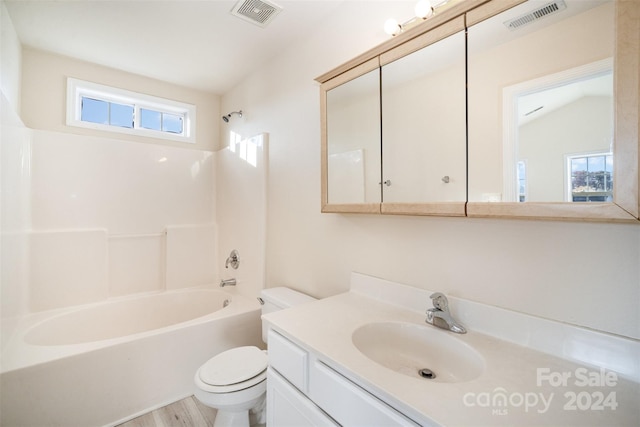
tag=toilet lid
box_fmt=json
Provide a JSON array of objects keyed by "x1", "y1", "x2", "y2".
[{"x1": 199, "y1": 346, "x2": 268, "y2": 386}]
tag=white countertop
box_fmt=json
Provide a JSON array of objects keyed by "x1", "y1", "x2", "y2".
[{"x1": 264, "y1": 290, "x2": 640, "y2": 426}]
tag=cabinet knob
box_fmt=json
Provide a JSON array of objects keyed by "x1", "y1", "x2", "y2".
[
  {"x1": 442, "y1": 176, "x2": 450, "y2": 183},
  {"x1": 382, "y1": 180, "x2": 392, "y2": 187}
]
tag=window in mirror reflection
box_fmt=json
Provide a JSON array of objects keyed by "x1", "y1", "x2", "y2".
[
  {"x1": 568, "y1": 153, "x2": 613, "y2": 202},
  {"x1": 517, "y1": 160, "x2": 527, "y2": 202}
]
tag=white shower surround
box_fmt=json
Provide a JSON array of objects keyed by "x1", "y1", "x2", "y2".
[{"x1": 3, "y1": 127, "x2": 218, "y2": 318}]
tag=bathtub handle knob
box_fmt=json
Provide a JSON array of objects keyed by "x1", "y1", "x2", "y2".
[{"x1": 225, "y1": 250, "x2": 240, "y2": 269}]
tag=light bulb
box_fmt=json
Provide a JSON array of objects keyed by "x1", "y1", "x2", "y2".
[
  {"x1": 415, "y1": 0, "x2": 433, "y2": 19},
  {"x1": 384, "y1": 18, "x2": 402, "y2": 36}
]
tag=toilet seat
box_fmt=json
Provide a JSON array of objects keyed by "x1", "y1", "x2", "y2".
[{"x1": 197, "y1": 346, "x2": 268, "y2": 393}]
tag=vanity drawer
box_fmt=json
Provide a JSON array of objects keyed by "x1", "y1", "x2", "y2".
[
  {"x1": 310, "y1": 361, "x2": 421, "y2": 427},
  {"x1": 268, "y1": 330, "x2": 309, "y2": 393}
]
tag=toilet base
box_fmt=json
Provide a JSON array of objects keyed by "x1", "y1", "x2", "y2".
[
  {"x1": 213, "y1": 409, "x2": 249, "y2": 427},
  {"x1": 194, "y1": 381, "x2": 266, "y2": 427},
  {"x1": 211, "y1": 394, "x2": 265, "y2": 427}
]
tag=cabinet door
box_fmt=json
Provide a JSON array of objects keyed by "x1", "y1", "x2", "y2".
[
  {"x1": 267, "y1": 369, "x2": 338, "y2": 427},
  {"x1": 466, "y1": 0, "x2": 639, "y2": 222},
  {"x1": 321, "y1": 58, "x2": 381, "y2": 214},
  {"x1": 268, "y1": 330, "x2": 309, "y2": 393},
  {"x1": 380, "y1": 17, "x2": 467, "y2": 216}
]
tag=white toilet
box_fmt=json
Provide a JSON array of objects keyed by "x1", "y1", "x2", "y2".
[{"x1": 194, "y1": 287, "x2": 315, "y2": 427}]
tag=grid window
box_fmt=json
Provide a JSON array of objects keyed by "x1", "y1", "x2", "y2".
[
  {"x1": 139, "y1": 109, "x2": 184, "y2": 134},
  {"x1": 67, "y1": 78, "x2": 196, "y2": 143},
  {"x1": 569, "y1": 153, "x2": 613, "y2": 202},
  {"x1": 163, "y1": 113, "x2": 183, "y2": 134},
  {"x1": 517, "y1": 160, "x2": 527, "y2": 202},
  {"x1": 81, "y1": 98, "x2": 109, "y2": 125},
  {"x1": 110, "y1": 103, "x2": 134, "y2": 128},
  {"x1": 140, "y1": 108, "x2": 162, "y2": 131},
  {"x1": 81, "y1": 98, "x2": 134, "y2": 129}
]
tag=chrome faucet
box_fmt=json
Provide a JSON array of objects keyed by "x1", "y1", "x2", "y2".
[
  {"x1": 425, "y1": 292, "x2": 466, "y2": 334},
  {"x1": 220, "y1": 278, "x2": 236, "y2": 287}
]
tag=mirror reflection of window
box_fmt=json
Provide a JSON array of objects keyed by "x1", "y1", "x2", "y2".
[
  {"x1": 517, "y1": 160, "x2": 527, "y2": 202},
  {"x1": 568, "y1": 152, "x2": 613, "y2": 202}
]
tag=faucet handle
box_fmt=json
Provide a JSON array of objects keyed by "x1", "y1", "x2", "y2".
[
  {"x1": 429, "y1": 292, "x2": 449, "y2": 311},
  {"x1": 225, "y1": 249, "x2": 240, "y2": 269}
]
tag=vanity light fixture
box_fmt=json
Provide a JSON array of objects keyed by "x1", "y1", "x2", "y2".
[
  {"x1": 415, "y1": 0, "x2": 435, "y2": 19},
  {"x1": 384, "y1": 0, "x2": 450, "y2": 36}
]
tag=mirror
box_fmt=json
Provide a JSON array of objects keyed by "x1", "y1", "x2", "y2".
[
  {"x1": 381, "y1": 29, "x2": 467, "y2": 205},
  {"x1": 319, "y1": 0, "x2": 637, "y2": 220},
  {"x1": 468, "y1": 0, "x2": 615, "y2": 204},
  {"x1": 325, "y1": 64, "x2": 381, "y2": 207}
]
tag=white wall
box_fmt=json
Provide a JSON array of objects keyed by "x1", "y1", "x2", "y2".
[
  {"x1": 20, "y1": 48, "x2": 221, "y2": 152},
  {"x1": 0, "y1": 94, "x2": 30, "y2": 345},
  {"x1": 0, "y1": 1, "x2": 29, "y2": 346},
  {"x1": 0, "y1": 1, "x2": 21, "y2": 112},
  {"x1": 220, "y1": 2, "x2": 639, "y2": 340}
]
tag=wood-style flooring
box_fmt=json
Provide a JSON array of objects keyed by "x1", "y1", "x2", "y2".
[{"x1": 117, "y1": 396, "x2": 218, "y2": 427}]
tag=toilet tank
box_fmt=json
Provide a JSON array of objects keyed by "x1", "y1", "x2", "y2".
[{"x1": 260, "y1": 287, "x2": 316, "y2": 342}]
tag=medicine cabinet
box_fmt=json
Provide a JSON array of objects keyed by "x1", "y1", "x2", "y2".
[{"x1": 317, "y1": 0, "x2": 639, "y2": 222}]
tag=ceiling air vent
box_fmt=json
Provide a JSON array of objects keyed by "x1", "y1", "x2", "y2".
[
  {"x1": 231, "y1": 0, "x2": 283, "y2": 28},
  {"x1": 504, "y1": 0, "x2": 567, "y2": 31}
]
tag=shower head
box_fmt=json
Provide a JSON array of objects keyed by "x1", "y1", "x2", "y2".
[{"x1": 222, "y1": 110, "x2": 243, "y2": 123}]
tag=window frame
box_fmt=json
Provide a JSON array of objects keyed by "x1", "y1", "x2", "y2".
[
  {"x1": 565, "y1": 151, "x2": 613, "y2": 202},
  {"x1": 66, "y1": 78, "x2": 196, "y2": 143},
  {"x1": 517, "y1": 159, "x2": 528, "y2": 202}
]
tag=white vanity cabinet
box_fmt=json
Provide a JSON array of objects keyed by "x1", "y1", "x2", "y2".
[
  {"x1": 266, "y1": 330, "x2": 424, "y2": 427},
  {"x1": 266, "y1": 369, "x2": 337, "y2": 427}
]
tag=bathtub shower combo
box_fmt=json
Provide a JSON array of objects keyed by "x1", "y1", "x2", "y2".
[
  {"x1": 1, "y1": 115, "x2": 270, "y2": 426},
  {"x1": 0, "y1": 287, "x2": 262, "y2": 426}
]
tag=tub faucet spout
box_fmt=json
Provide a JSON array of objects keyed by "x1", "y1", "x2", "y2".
[
  {"x1": 220, "y1": 278, "x2": 236, "y2": 287},
  {"x1": 425, "y1": 292, "x2": 466, "y2": 334}
]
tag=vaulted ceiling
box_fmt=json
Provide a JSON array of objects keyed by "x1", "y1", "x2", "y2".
[{"x1": 5, "y1": 0, "x2": 416, "y2": 94}]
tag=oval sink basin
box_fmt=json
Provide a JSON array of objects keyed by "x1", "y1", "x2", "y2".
[{"x1": 352, "y1": 322, "x2": 485, "y2": 383}]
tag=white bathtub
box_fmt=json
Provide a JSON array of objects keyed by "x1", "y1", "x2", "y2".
[{"x1": 0, "y1": 286, "x2": 263, "y2": 426}]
